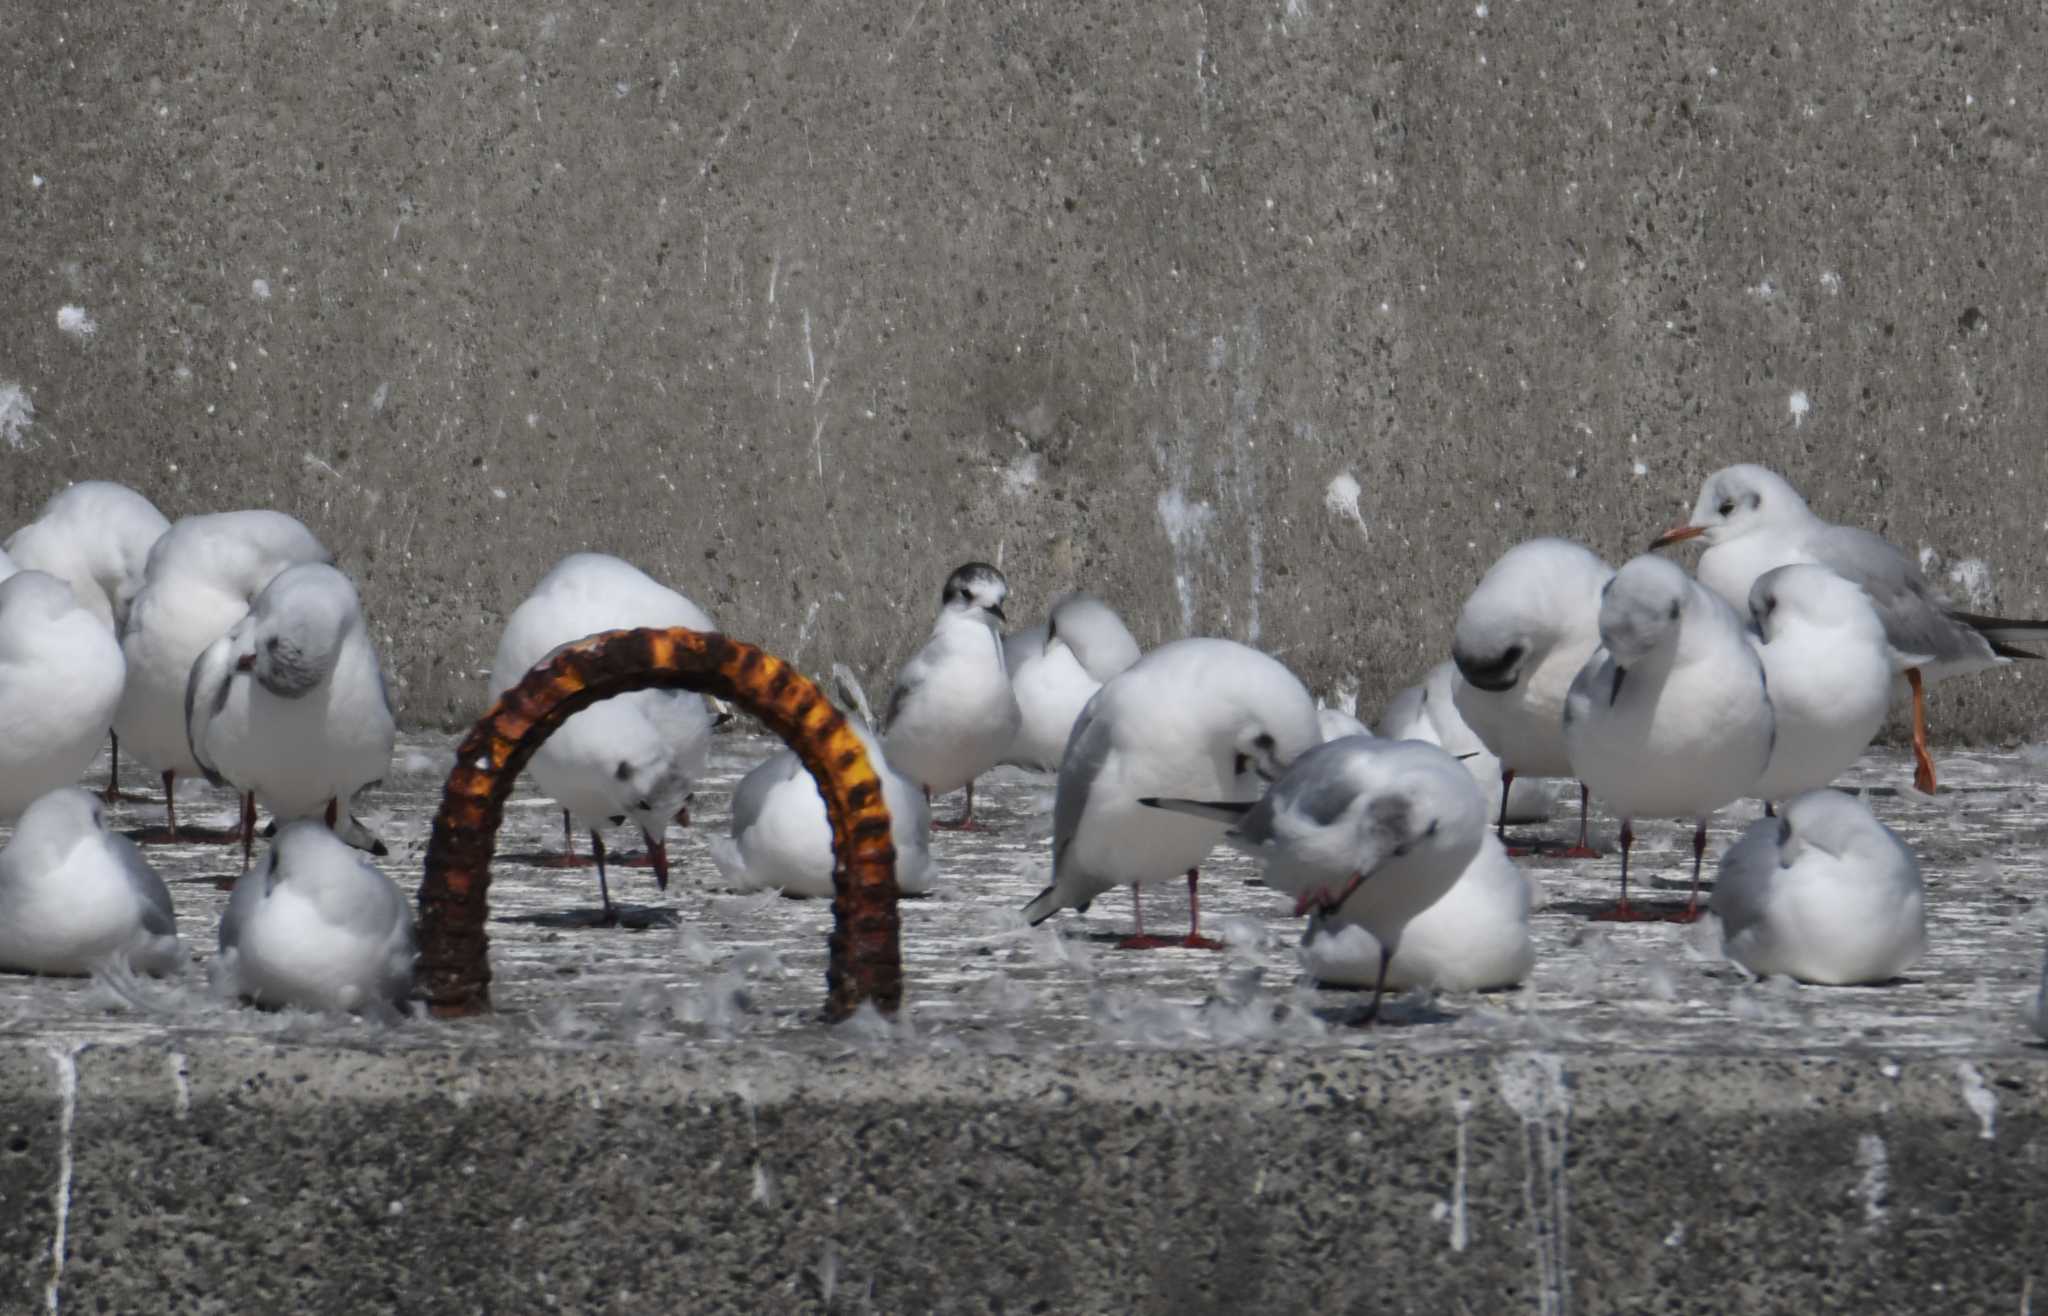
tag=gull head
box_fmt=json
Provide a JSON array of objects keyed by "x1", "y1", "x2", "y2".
[
  {"x1": 1654, "y1": 463, "x2": 1811, "y2": 550},
  {"x1": 1598, "y1": 554, "x2": 1694, "y2": 667},
  {"x1": 1748, "y1": 563, "x2": 1880, "y2": 644},
  {"x1": 939, "y1": 561, "x2": 1010, "y2": 625}
]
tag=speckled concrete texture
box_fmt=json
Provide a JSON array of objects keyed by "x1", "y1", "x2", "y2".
[{"x1": 3, "y1": 3, "x2": 2046, "y2": 736}]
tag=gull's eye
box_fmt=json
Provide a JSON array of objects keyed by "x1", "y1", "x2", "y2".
[
  {"x1": 1668, "y1": 601, "x2": 1681, "y2": 620},
  {"x1": 1717, "y1": 499, "x2": 1737, "y2": 517},
  {"x1": 1426, "y1": 820, "x2": 1439, "y2": 837},
  {"x1": 635, "y1": 799, "x2": 652, "y2": 812},
  {"x1": 1234, "y1": 753, "x2": 1251, "y2": 776}
]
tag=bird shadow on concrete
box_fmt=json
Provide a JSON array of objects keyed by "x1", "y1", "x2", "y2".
[{"x1": 495, "y1": 906, "x2": 682, "y2": 931}]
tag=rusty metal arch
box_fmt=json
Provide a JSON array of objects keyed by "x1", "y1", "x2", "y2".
[{"x1": 417, "y1": 627, "x2": 900, "y2": 1020}]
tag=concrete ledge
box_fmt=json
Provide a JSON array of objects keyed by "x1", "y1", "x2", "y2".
[{"x1": 0, "y1": 1039, "x2": 2042, "y2": 1314}]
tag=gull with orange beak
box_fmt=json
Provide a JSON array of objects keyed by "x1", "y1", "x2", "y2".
[{"x1": 1651, "y1": 463, "x2": 2047, "y2": 794}]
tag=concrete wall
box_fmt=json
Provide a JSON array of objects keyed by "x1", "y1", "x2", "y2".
[
  {"x1": 4, "y1": 1, "x2": 2046, "y2": 735},
  {"x1": 0, "y1": 1039, "x2": 2043, "y2": 1313}
]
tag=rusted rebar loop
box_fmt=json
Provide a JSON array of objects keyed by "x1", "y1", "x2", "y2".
[{"x1": 417, "y1": 628, "x2": 900, "y2": 1020}]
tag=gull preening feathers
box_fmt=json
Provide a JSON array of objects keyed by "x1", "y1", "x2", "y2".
[
  {"x1": 1024, "y1": 637, "x2": 1321, "y2": 948},
  {"x1": 493, "y1": 552, "x2": 719, "y2": 922},
  {"x1": 1745, "y1": 564, "x2": 1893, "y2": 803}
]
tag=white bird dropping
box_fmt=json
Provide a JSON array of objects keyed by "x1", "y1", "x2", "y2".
[
  {"x1": 1023, "y1": 637, "x2": 1322, "y2": 948},
  {"x1": 1149, "y1": 737, "x2": 1486, "y2": 1020},
  {"x1": 882, "y1": 562, "x2": 1022, "y2": 828},
  {"x1": 1711, "y1": 790, "x2": 1925, "y2": 985},
  {"x1": 1563, "y1": 555, "x2": 1775, "y2": 920},
  {"x1": 0, "y1": 571, "x2": 127, "y2": 819},
  {"x1": 1745, "y1": 564, "x2": 1893, "y2": 802},
  {"x1": 0, "y1": 788, "x2": 181, "y2": 976},
  {"x1": 1450, "y1": 537, "x2": 1614, "y2": 856},
  {"x1": 493, "y1": 552, "x2": 718, "y2": 922},
  {"x1": 1653, "y1": 462, "x2": 2048, "y2": 794},
  {"x1": 216, "y1": 821, "x2": 416, "y2": 1014},
  {"x1": 187, "y1": 562, "x2": 397, "y2": 858}
]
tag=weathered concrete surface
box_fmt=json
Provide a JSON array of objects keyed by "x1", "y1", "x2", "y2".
[
  {"x1": 0, "y1": 735, "x2": 2045, "y2": 1311},
  {"x1": 4, "y1": 2, "x2": 2048, "y2": 736}
]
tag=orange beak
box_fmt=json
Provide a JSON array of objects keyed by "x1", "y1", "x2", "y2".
[{"x1": 1649, "y1": 523, "x2": 1707, "y2": 550}]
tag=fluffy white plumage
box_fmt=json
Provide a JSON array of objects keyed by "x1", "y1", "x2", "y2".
[
  {"x1": 709, "y1": 719, "x2": 937, "y2": 898},
  {"x1": 884, "y1": 563, "x2": 1022, "y2": 806},
  {"x1": 215, "y1": 821, "x2": 416, "y2": 1013},
  {"x1": 4, "y1": 480, "x2": 169, "y2": 632},
  {"x1": 1002, "y1": 592, "x2": 1141, "y2": 772},
  {"x1": 1298, "y1": 831, "x2": 1536, "y2": 993},
  {"x1": 115, "y1": 510, "x2": 332, "y2": 786},
  {"x1": 186, "y1": 562, "x2": 396, "y2": 825},
  {"x1": 0, "y1": 571, "x2": 127, "y2": 818},
  {"x1": 1023, "y1": 638, "x2": 1321, "y2": 931},
  {"x1": 0, "y1": 788, "x2": 181, "y2": 976},
  {"x1": 1711, "y1": 789, "x2": 1925, "y2": 985},
  {"x1": 492, "y1": 552, "x2": 718, "y2": 865},
  {"x1": 1746, "y1": 564, "x2": 1893, "y2": 802},
  {"x1": 1451, "y1": 538, "x2": 1615, "y2": 781}
]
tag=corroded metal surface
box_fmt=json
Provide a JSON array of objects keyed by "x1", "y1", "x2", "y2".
[{"x1": 417, "y1": 628, "x2": 899, "y2": 1019}]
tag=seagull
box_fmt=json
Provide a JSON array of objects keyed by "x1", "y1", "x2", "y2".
[
  {"x1": 1652, "y1": 463, "x2": 2048, "y2": 794},
  {"x1": 1298, "y1": 829, "x2": 1536, "y2": 994},
  {"x1": 115, "y1": 510, "x2": 332, "y2": 842},
  {"x1": 215, "y1": 820, "x2": 416, "y2": 1015},
  {"x1": 186, "y1": 562, "x2": 397, "y2": 864},
  {"x1": 0, "y1": 571, "x2": 127, "y2": 820},
  {"x1": 1563, "y1": 554, "x2": 1776, "y2": 921},
  {"x1": 1450, "y1": 538, "x2": 1614, "y2": 857},
  {"x1": 709, "y1": 716, "x2": 937, "y2": 898},
  {"x1": 1379, "y1": 659, "x2": 1556, "y2": 830},
  {"x1": 1146, "y1": 737, "x2": 1485, "y2": 1021},
  {"x1": 0, "y1": 788, "x2": 182, "y2": 977},
  {"x1": 6, "y1": 481, "x2": 169, "y2": 800},
  {"x1": 493, "y1": 552, "x2": 717, "y2": 923},
  {"x1": 883, "y1": 562, "x2": 1022, "y2": 829},
  {"x1": 1002, "y1": 592, "x2": 1141, "y2": 772},
  {"x1": 1745, "y1": 564, "x2": 1893, "y2": 804},
  {"x1": 1710, "y1": 789, "x2": 1924, "y2": 985},
  {"x1": 1022, "y1": 637, "x2": 1321, "y2": 949}
]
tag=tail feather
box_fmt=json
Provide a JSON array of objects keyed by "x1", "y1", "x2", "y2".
[
  {"x1": 1021, "y1": 882, "x2": 1063, "y2": 927},
  {"x1": 1137, "y1": 797, "x2": 1254, "y2": 826},
  {"x1": 1950, "y1": 610, "x2": 2048, "y2": 660}
]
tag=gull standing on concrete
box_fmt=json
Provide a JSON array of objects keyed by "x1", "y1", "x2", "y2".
[
  {"x1": 186, "y1": 562, "x2": 397, "y2": 864},
  {"x1": 883, "y1": 562, "x2": 1022, "y2": 828},
  {"x1": 1451, "y1": 538, "x2": 1615, "y2": 856},
  {"x1": 1002, "y1": 591, "x2": 1141, "y2": 772},
  {"x1": 1146, "y1": 737, "x2": 1485, "y2": 1020},
  {"x1": 215, "y1": 820, "x2": 415, "y2": 1014},
  {"x1": 0, "y1": 571, "x2": 128, "y2": 819},
  {"x1": 1711, "y1": 790, "x2": 1924, "y2": 985},
  {"x1": 1745, "y1": 564, "x2": 1893, "y2": 804},
  {"x1": 1298, "y1": 826, "x2": 1537, "y2": 994},
  {"x1": 1380, "y1": 659, "x2": 1555, "y2": 829},
  {"x1": 7, "y1": 481, "x2": 170, "y2": 800},
  {"x1": 1653, "y1": 463, "x2": 2048, "y2": 794},
  {"x1": 116, "y1": 510, "x2": 332, "y2": 841},
  {"x1": 1022, "y1": 637, "x2": 1321, "y2": 948},
  {"x1": 493, "y1": 552, "x2": 717, "y2": 923},
  {"x1": 710, "y1": 715, "x2": 937, "y2": 898},
  {"x1": 0, "y1": 788, "x2": 182, "y2": 977},
  {"x1": 1563, "y1": 555, "x2": 1776, "y2": 920}
]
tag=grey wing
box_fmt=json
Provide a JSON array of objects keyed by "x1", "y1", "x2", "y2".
[
  {"x1": 1050, "y1": 701, "x2": 1113, "y2": 874},
  {"x1": 1231, "y1": 740, "x2": 1356, "y2": 853},
  {"x1": 1003, "y1": 623, "x2": 1047, "y2": 677},
  {"x1": 730, "y1": 749, "x2": 803, "y2": 837},
  {"x1": 183, "y1": 634, "x2": 239, "y2": 788},
  {"x1": 880, "y1": 668, "x2": 920, "y2": 735},
  {"x1": 1707, "y1": 814, "x2": 1784, "y2": 935},
  {"x1": 1809, "y1": 525, "x2": 1975, "y2": 666},
  {"x1": 109, "y1": 835, "x2": 177, "y2": 936}
]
